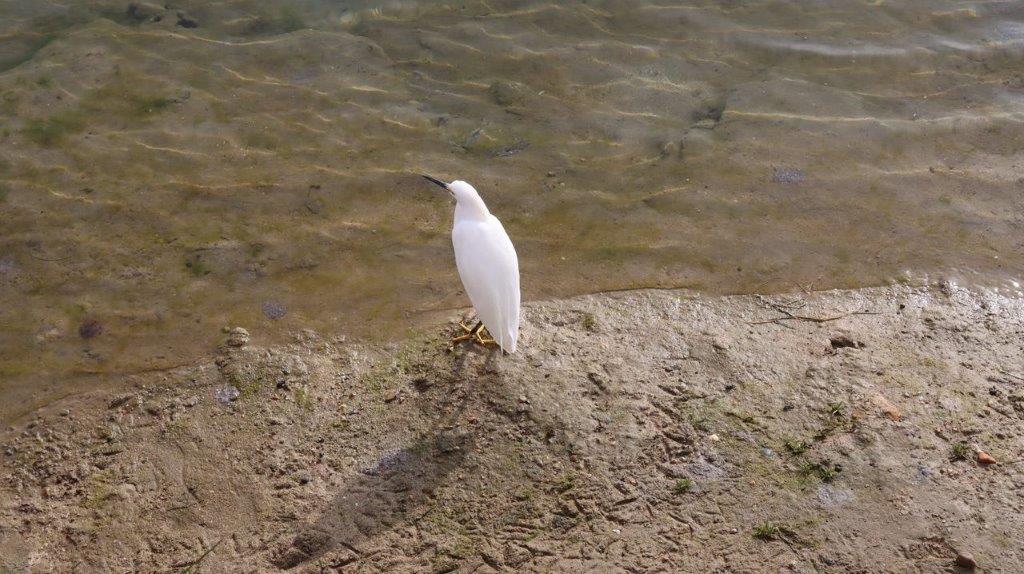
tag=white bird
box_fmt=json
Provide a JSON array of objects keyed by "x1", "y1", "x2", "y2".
[{"x1": 423, "y1": 175, "x2": 520, "y2": 353}]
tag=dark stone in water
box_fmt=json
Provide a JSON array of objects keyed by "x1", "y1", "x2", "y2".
[
  {"x1": 78, "y1": 318, "x2": 103, "y2": 339},
  {"x1": 692, "y1": 103, "x2": 724, "y2": 123},
  {"x1": 262, "y1": 301, "x2": 287, "y2": 320},
  {"x1": 489, "y1": 80, "x2": 527, "y2": 107},
  {"x1": 126, "y1": 3, "x2": 155, "y2": 22},
  {"x1": 305, "y1": 185, "x2": 324, "y2": 214},
  {"x1": 462, "y1": 127, "x2": 483, "y2": 149},
  {"x1": 176, "y1": 12, "x2": 199, "y2": 28},
  {"x1": 772, "y1": 167, "x2": 806, "y2": 184},
  {"x1": 492, "y1": 139, "x2": 530, "y2": 157}
]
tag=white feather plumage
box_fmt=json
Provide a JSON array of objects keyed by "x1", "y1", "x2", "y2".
[{"x1": 446, "y1": 180, "x2": 520, "y2": 353}]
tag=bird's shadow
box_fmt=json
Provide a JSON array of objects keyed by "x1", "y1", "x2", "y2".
[{"x1": 271, "y1": 343, "x2": 508, "y2": 569}]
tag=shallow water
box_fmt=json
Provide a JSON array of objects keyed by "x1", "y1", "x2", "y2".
[{"x1": 1, "y1": 0, "x2": 1023, "y2": 420}]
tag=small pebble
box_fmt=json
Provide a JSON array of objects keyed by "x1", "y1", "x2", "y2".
[
  {"x1": 976, "y1": 451, "x2": 996, "y2": 465},
  {"x1": 955, "y1": 551, "x2": 977, "y2": 570},
  {"x1": 225, "y1": 327, "x2": 250, "y2": 347},
  {"x1": 213, "y1": 385, "x2": 240, "y2": 403}
]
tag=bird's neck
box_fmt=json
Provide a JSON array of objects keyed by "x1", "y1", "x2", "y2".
[{"x1": 455, "y1": 196, "x2": 490, "y2": 221}]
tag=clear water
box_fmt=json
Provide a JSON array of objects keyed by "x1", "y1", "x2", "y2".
[{"x1": 2, "y1": 0, "x2": 1023, "y2": 420}]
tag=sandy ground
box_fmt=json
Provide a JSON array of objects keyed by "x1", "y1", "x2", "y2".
[{"x1": 2, "y1": 284, "x2": 1023, "y2": 573}]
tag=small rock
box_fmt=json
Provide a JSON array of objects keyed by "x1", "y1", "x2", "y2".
[
  {"x1": 126, "y1": 2, "x2": 156, "y2": 22},
  {"x1": 830, "y1": 335, "x2": 864, "y2": 350},
  {"x1": 99, "y1": 444, "x2": 124, "y2": 456},
  {"x1": 870, "y1": 394, "x2": 901, "y2": 421},
  {"x1": 437, "y1": 429, "x2": 468, "y2": 453},
  {"x1": 297, "y1": 472, "x2": 312, "y2": 485},
  {"x1": 304, "y1": 196, "x2": 325, "y2": 215},
  {"x1": 78, "y1": 318, "x2": 103, "y2": 339},
  {"x1": 489, "y1": 80, "x2": 527, "y2": 107},
  {"x1": 772, "y1": 167, "x2": 806, "y2": 184},
  {"x1": 976, "y1": 451, "x2": 996, "y2": 465},
  {"x1": 176, "y1": 12, "x2": 198, "y2": 28},
  {"x1": 492, "y1": 139, "x2": 530, "y2": 157},
  {"x1": 262, "y1": 301, "x2": 287, "y2": 320},
  {"x1": 225, "y1": 327, "x2": 250, "y2": 347},
  {"x1": 213, "y1": 385, "x2": 240, "y2": 403},
  {"x1": 708, "y1": 434, "x2": 720, "y2": 442},
  {"x1": 817, "y1": 484, "x2": 855, "y2": 507},
  {"x1": 462, "y1": 127, "x2": 483, "y2": 149},
  {"x1": 955, "y1": 551, "x2": 977, "y2": 570},
  {"x1": 383, "y1": 389, "x2": 399, "y2": 403},
  {"x1": 108, "y1": 394, "x2": 136, "y2": 410}
]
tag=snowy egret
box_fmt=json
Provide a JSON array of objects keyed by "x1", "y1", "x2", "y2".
[{"x1": 423, "y1": 175, "x2": 520, "y2": 353}]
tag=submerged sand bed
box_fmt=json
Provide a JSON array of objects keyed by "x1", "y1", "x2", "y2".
[{"x1": 2, "y1": 284, "x2": 1023, "y2": 573}]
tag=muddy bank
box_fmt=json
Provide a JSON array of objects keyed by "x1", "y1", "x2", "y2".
[{"x1": 2, "y1": 285, "x2": 1023, "y2": 573}]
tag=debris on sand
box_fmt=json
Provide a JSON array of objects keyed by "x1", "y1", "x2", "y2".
[
  {"x1": 78, "y1": 318, "x2": 103, "y2": 339},
  {"x1": 772, "y1": 167, "x2": 806, "y2": 184}
]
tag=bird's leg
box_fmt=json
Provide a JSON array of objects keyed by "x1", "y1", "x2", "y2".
[
  {"x1": 452, "y1": 321, "x2": 483, "y2": 343},
  {"x1": 474, "y1": 326, "x2": 498, "y2": 346}
]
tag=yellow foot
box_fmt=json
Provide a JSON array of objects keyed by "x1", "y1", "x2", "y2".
[
  {"x1": 475, "y1": 328, "x2": 498, "y2": 346},
  {"x1": 451, "y1": 321, "x2": 482, "y2": 343},
  {"x1": 451, "y1": 321, "x2": 499, "y2": 348}
]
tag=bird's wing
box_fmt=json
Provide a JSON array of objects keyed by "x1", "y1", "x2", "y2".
[{"x1": 452, "y1": 215, "x2": 520, "y2": 353}]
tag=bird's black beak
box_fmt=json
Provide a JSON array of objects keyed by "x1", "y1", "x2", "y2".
[{"x1": 422, "y1": 174, "x2": 452, "y2": 196}]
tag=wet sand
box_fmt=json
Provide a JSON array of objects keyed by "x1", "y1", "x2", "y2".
[{"x1": 2, "y1": 284, "x2": 1023, "y2": 572}]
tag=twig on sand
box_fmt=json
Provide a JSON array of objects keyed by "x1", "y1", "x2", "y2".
[
  {"x1": 178, "y1": 539, "x2": 223, "y2": 574},
  {"x1": 998, "y1": 369, "x2": 1024, "y2": 383},
  {"x1": 751, "y1": 309, "x2": 880, "y2": 326},
  {"x1": 752, "y1": 281, "x2": 878, "y2": 326}
]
